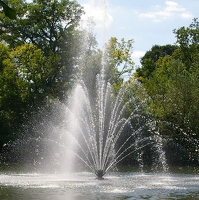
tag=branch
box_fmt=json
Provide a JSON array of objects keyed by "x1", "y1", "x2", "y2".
[{"x1": 0, "y1": 0, "x2": 16, "y2": 19}]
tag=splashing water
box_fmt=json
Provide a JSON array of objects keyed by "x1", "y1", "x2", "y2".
[{"x1": 62, "y1": 72, "x2": 167, "y2": 179}]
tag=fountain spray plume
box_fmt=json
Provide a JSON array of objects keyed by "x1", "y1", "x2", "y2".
[
  {"x1": 63, "y1": 0, "x2": 168, "y2": 178},
  {"x1": 65, "y1": 74, "x2": 126, "y2": 178},
  {"x1": 65, "y1": 50, "x2": 168, "y2": 178}
]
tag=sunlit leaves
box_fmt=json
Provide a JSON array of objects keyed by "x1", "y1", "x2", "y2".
[{"x1": 105, "y1": 37, "x2": 134, "y2": 78}]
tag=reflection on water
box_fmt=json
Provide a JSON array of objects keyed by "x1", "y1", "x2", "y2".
[{"x1": 0, "y1": 172, "x2": 199, "y2": 200}]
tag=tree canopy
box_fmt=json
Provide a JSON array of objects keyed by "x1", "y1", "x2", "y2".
[
  {"x1": 0, "y1": 0, "x2": 84, "y2": 147},
  {"x1": 135, "y1": 44, "x2": 177, "y2": 82},
  {"x1": 134, "y1": 19, "x2": 199, "y2": 165}
]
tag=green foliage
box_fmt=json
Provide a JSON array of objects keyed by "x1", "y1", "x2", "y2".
[
  {"x1": 0, "y1": 0, "x2": 84, "y2": 100},
  {"x1": 105, "y1": 37, "x2": 134, "y2": 78},
  {"x1": 12, "y1": 43, "x2": 60, "y2": 101},
  {"x1": 173, "y1": 18, "x2": 199, "y2": 69},
  {"x1": 104, "y1": 37, "x2": 134, "y2": 93},
  {"x1": 0, "y1": 0, "x2": 16, "y2": 19},
  {"x1": 135, "y1": 44, "x2": 177, "y2": 82},
  {"x1": 136, "y1": 19, "x2": 199, "y2": 165},
  {"x1": 0, "y1": 0, "x2": 84, "y2": 148},
  {"x1": 77, "y1": 26, "x2": 103, "y2": 99},
  {"x1": 0, "y1": 43, "x2": 24, "y2": 146},
  {"x1": 78, "y1": 34, "x2": 135, "y2": 97},
  {"x1": 0, "y1": 0, "x2": 84, "y2": 50}
]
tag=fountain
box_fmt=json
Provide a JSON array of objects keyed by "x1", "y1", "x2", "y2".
[{"x1": 62, "y1": 71, "x2": 168, "y2": 179}]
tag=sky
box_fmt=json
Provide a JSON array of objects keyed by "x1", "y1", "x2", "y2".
[{"x1": 77, "y1": 0, "x2": 199, "y2": 67}]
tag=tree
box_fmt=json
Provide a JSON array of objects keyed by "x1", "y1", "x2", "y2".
[
  {"x1": 77, "y1": 33, "x2": 135, "y2": 98},
  {"x1": 147, "y1": 54, "x2": 199, "y2": 164},
  {"x1": 0, "y1": 0, "x2": 84, "y2": 100},
  {"x1": 135, "y1": 44, "x2": 177, "y2": 82},
  {"x1": 134, "y1": 19, "x2": 199, "y2": 165},
  {"x1": 0, "y1": 43, "x2": 24, "y2": 146},
  {"x1": 0, "y1": 0, "x2": 83, "y2": 51},
  {"x1": 142, "y1": 37, "x2": 199, "y2": 164},
  {"x1": 104, "y1": 37, "x2": 134, "y2": 92},
  {"x1": 169, "y1": 19, "x2": 199, "y2": 142},
  {"x1": 0, "y1": 42, "x2": 58, "y2": 147},
  {"x1": 77, "y1": 26, "x2": 103, "y2": 99},
  {"x1": 11, "y1": 43, "x2": 60, "y2": 104},
  {"x1": 173, "y1": 18, "x2": 199, "y2": 70},
  {"x1": 0, "y1": 0, "x2": 86, "y2": 148}
]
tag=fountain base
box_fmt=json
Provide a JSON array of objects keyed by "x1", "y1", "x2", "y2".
[{"x1": 95, "y1": 170, "x2": 105, "y2": 180}]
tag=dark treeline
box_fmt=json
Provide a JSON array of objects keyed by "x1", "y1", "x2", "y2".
[{"x1": 0, "y1": 0, "x2": 199, "y2": 169}]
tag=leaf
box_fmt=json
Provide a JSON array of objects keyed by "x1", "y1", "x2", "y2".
[{"x1": 0, "y1": 0, "x2": 16, "y2": 19}]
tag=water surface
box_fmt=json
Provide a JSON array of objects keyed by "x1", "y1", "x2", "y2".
[{"x1": 0, "y1": 172, "x2": 199, "y2": 199}]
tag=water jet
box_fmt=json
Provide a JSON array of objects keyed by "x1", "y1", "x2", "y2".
[{"x1": 61, "y1": 72, "x2": 168, "y2": 179}]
